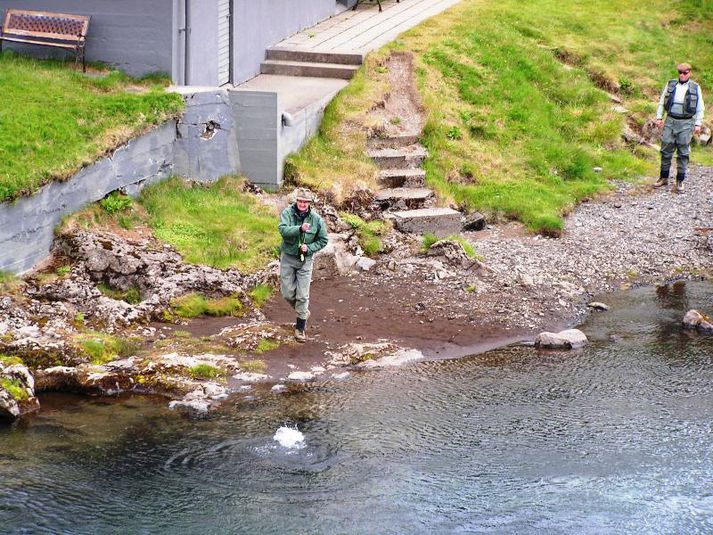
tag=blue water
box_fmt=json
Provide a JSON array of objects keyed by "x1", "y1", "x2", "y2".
[{"x1": 1, "y1": 282, "x2": 713, "y2": 534}]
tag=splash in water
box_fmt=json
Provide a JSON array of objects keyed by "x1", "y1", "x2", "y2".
[{"x1": 273, "y1": 425, "x2": 305, "y2": 449}]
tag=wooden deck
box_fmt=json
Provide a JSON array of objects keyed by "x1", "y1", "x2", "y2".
[{"x1": 274, "y1": 0, "x2": 463, "y2": 54}]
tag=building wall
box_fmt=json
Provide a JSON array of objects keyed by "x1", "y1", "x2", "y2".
[
  {"x1": 232, "y1": 0, "x2": 338, "y2": 85},
  {"x1": 0, "y1": 0, "x2": 174, "y2": 77}
]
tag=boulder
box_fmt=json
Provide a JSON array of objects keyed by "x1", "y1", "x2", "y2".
[
  {"x1": 587, "y1": 302, "x2": 610, "y2": 311},
  {"x1": 535, "y1": 329, "x2": 588, "y2": 349},
  {"x1": 682, "y1": 309, "x2": 704, "y2": 330},
  {"x1": 0, "y1": 363, "x2": 40, "y2": 420},
  {"x1": 425, "y1": 239, "x2": 470, "y2": 267}
]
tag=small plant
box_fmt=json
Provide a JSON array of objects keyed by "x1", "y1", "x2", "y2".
[
  {"x1": 619, "y1": 77, "x2": 634, "y2": 95},
  {"x1": 189, "y1": 363, "x2": 222, "y2": 379},
  {"x1": 249, "y1": 284, "x2": 274, "y2": 308},
  {"x1": 390, "y1": 116, "x2": 402, "y2": 125},
  {"x1": 56, "y1": 265, "x2": 71, "y2": 276},
  {"x1": 465, "y1": 284, "x2": 477, "y2": 293},
  {"x1": 0, "y1": 378, "x2": 28, "y2": 402},
  {"x1": 422, "y1": 234, "x2": 477, "y2": 258},
  {"x1": 255, "y1": 338, "x2": 280, "y2": 353},
  {"x1": 340, "y1": 213, "x2": 390, "y2": 258},
  {"x1": 73, "y1": 312, "x2": 85, "y2": 327},
  {"x1": 170, "y1": 293, "x2": 244, "y2": 318},
  {"x1": 173, "y1": 330, "x2": 192, "y2": 338},
  {"x1": 100, "y1": 192, "x2": 133, "y2": 214},
  {"x1": 0, "y1": 354, "x2": 23, "y2": 366},
  {"x1": 446, "y1": 126, "x2": 463, "y2": 140},
  {"x1": 239, "y1": 359, "x2": 267, "y2": 373},
  {"x1": 376, "y1": 65, "x2": 389, "y2": 74}
]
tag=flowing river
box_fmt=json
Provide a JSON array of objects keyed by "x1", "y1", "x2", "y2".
[{"x1": 2, "y1": 282, "x2": 713, "y2": 534}]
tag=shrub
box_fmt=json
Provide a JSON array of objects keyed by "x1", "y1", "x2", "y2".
[
  {"x1": 189, "y1": 363, "x2": 222, "y2": 379},
  {"x1": 0, "y1": 378, "x2": 28, "y2": 402},
  {"x1": 100, "y1": 192, "x2": 133, "y2": 214}
]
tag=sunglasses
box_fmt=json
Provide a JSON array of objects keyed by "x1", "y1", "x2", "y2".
[{"x1": 678, "y1": 70, "x2": 691, "y2": 74}]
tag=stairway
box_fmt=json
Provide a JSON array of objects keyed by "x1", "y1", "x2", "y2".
[
  {"x1": 368, "y1": 136, "x2": 462, "y2": 237},
  {"x1": 261, "y1": 48, "x2": 363, "y2": 80}
]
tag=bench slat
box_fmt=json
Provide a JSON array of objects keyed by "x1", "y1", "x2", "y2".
[
  {"x1": 0, "y1": 36, "x2": 80, "y2": 49},
  {"x1": 2, "y1": 27, "x2": 86, "y2": 42}
]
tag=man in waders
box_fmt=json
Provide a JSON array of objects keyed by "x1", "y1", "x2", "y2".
[
  {"x1": 278, "y1": 188, "x2": 328, "y2": 342},
  {"x1": 654, "y1": 62, "x2": 705, "y2": 194}
]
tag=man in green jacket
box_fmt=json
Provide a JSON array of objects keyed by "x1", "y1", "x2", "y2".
[{"x1": 278, "y1": 188, "x2": 329, "y2": 342}]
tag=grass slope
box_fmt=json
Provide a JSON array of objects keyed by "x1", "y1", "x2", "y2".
[
  {"x1": 288, "y1": 0, "x2": 713, "y2": 234},
  {"x1": 0, "y1": 53, "x2": 183, "y2": 202},
  {"x1": 139, "y1": 177, "x2": 280, "y2": 272}
]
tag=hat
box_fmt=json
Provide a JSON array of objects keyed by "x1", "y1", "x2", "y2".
[{"x1": 293, "y1": 188, "x2": 315, "y2": 202}]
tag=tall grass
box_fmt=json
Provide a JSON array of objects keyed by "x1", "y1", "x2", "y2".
[{"x1": 0, "y1": 53, "x2": 183, "y2": 202}]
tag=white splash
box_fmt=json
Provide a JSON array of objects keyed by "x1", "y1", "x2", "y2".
[{"x1": 273, "y1": 426, "x2": 305, "y2": 449}]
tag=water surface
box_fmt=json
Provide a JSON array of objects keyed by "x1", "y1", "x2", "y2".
[{"x1": 1, "y1": 282, "x2": 713, "y2": 534}]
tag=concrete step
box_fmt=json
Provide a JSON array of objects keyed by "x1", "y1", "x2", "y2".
[
  {"x1": 368, "y1": 145, "x2": 427, "y2": 169},
  {"x1": 266, "y1": 47, "x2": 364, "y2": 66},
  {"x1": 391, "y1": 207, "x2": 462, "y2": 237},
  {"x1": 378, "y1": 168, "x2": 426, "y2": 188},
  {"x1": 368, "y1": 134, "x2": 420, "y2": 150},
  {"x1": 375, "y1": 187, "x2": 433, "y2": 210},
  {"x1": 260, "y1": 59, "x2": 359, "y2": 79}
]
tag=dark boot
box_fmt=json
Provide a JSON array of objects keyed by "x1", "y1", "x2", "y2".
[{"x1": 294, "y1": 317, "x2": 307, "y2": 342}]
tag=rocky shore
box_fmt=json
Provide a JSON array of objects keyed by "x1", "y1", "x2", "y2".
[{"x1": 2, "y1": 166, "x2": 712, "y2": 420}]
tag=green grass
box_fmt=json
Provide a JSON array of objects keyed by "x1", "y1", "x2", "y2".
[
  {"x1": 0, "y1": 378, "x2": 28, "y2": 402},
  {"x1": 140, "y1": 177, "x2": 281, "y2": 272},
  {"x1": 74, "y1": 332, "x2": 139, "y2": 365},
  {"x1": 288, "y1": 0, "x2": 713, "y2": 234},
  {"x1": 239, "y1": 359, "x2": 268, "y2": 373},
  {"x1": 0, "y1": 355, "x2": 24, "y2": 366},
  {"x1": 0, "y1": 52, "x2": 183, "y2": 202},
  {"x1": 341, "y1": 213, "x2": 390, "y2": 257},
  {"x1": 169, "y1": 293, "x2": 244, "y2": 318},
  {"x1": 255, "y1": 339, "x2": 280, "y2": 353},
  {"x1": 248, "y1": 284, "x2": 274, "y2": 308},
  {"x1": 189, "y1": 363, "x2": 222, "y2": 379}
]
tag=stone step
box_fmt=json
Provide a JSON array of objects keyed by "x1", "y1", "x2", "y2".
[
  {"x1": 266, "y1": 47, "x2": 364, "y2": 66},
  {"x1": 368, "y1": 134, "x2": 420, "y2": 150},
  {"x1": 391, "y1": 207, "x2": 462, "y2": 237},
  {"x1": 378, "y1": 168, "x2": 426, "y2": 188},
  {"x1": 368, "y1": 145, "x2": 427, "y2": 169},
  {"x1": 260, "y1": 59, "x2": 359, "y2": 80},
  {"x1": 375, "y1": 187, "x2": 433, "y2": 210}
]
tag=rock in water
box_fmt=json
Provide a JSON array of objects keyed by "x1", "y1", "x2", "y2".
[
  {"x1": 682, "y1": 309, "x2": 704, "y2": 330},
  {"x1": 535, "y1": 329, "x2": 588, "y2": 349},
  {"x1": 0, "y1": 363, "x2": 40, "y2": 420}
]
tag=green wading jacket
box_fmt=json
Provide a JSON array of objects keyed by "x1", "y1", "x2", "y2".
[{"x1": 278, "y1": 204, "x2": 329, "y2": 258}]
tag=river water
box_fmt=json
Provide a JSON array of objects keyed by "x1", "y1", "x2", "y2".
[{"x1": 2, "y1": 282, "x2": 713, "y2": 534}]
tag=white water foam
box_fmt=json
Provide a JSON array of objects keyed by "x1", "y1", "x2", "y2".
[{"x1": 273, "y1": 426, "x2": 305, "y2": 449}]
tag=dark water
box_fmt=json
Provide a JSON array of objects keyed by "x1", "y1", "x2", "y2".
[{"x1": 2, "y1": 282, "x2": 713, "y2": 534}]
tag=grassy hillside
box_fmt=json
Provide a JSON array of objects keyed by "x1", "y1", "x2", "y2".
[
  {"x1": 0, "y1": 53, "x2": 183, "y2": 203},
  {"x1": 287, "y1": 0, "x2": 713, "y2": 234}
]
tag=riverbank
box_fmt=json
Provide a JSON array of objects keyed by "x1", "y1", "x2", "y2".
[{"x1": 1, "y1": 165, "x2": 712, "y2": 419}]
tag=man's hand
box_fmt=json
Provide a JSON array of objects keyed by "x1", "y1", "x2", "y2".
[
  {"x1": 300, "y1": 222, "x2": 311, "y2": 232},
  {"x1": 656, "y1": 119, "x2": 663, "y2": 129},
  {"x1": 300, "y1": 244, "x2": 308, "y2": 253},
  {"x1": 695, "y1": 125, "x2": 702, "y2": 136}
]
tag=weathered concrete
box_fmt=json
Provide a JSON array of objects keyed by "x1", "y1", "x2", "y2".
[
  {"x1": 378, "y1": 169, "x2": 426, "y2": 188},
  {"x1": 391, "y1": 208, "x2": 463, "y2": 237}
]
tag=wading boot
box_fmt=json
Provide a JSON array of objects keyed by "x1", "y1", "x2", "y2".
[
  {"x1": 295, "y1": 317, "x2": 307, "y2": 343},
  {"x1": 653, "y1": 177, "x2": 669, "y2": 188},
  {"x1": 674, "y1": 180, "x2": 685, "y2": 194}
]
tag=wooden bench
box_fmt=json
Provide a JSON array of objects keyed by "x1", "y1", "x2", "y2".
[
  {"x1": 0, "y1": 9, "x2": 90, "y2": 72},
  {"x1": 353, "y1": 0, "x2": 400, "y2": 13}
]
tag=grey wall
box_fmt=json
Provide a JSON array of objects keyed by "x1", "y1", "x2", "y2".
[
  {"x1": 0, "y1": 0, "x2": 174, "y2": 77},
  {"x1": 232, "y1": 0, "x2": 338, "y2": 84}
]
